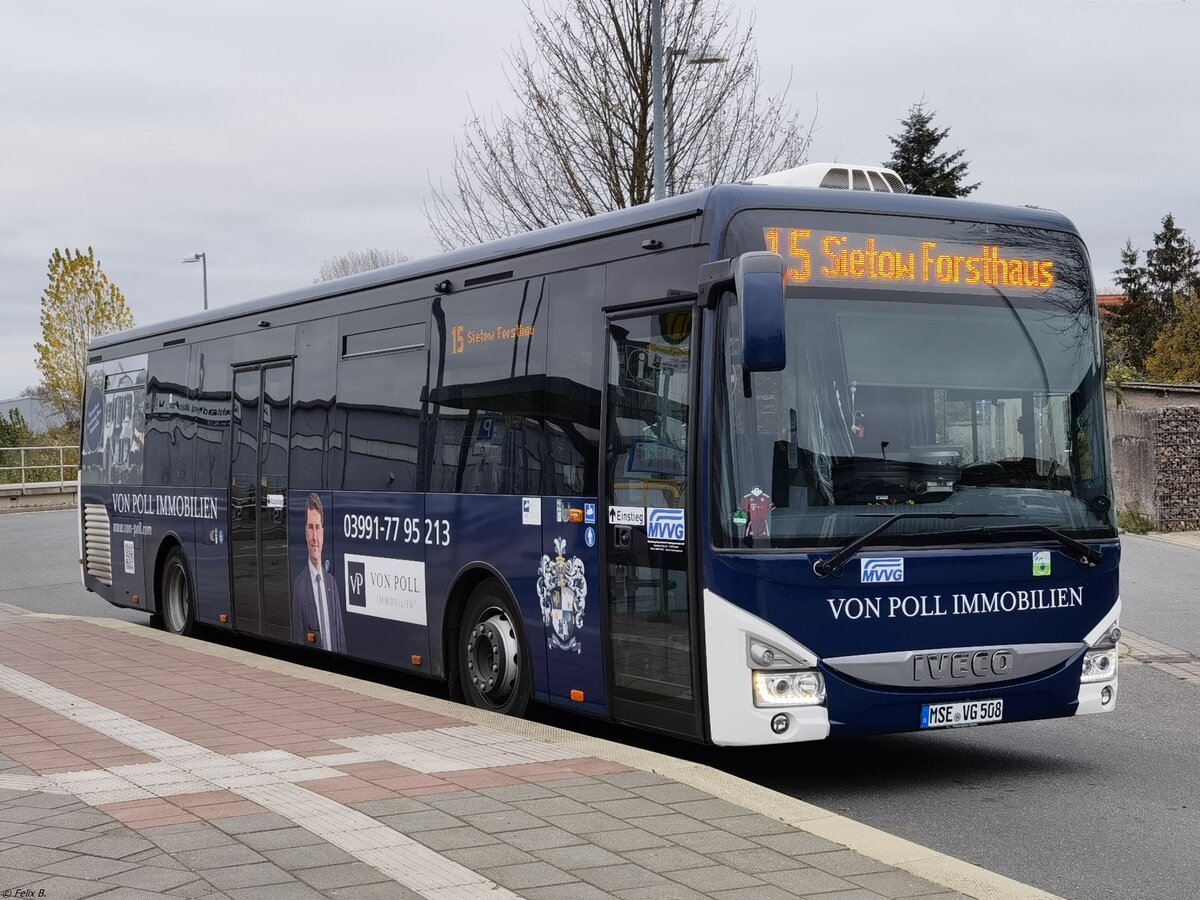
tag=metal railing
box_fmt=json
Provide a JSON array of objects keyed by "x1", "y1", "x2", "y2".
[{"x1": 0, "y1": 445, "x2": 80, "y2": 488}]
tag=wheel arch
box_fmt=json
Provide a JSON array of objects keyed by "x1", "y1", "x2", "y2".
[
  {"x1": 151, "y1": 532, "x2": 187, "y2": 615},
  {"x1": 442, "y1": 562, "x2": 520, "y2": 701}
]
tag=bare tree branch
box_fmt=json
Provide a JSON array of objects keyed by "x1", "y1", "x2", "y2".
[
  {"x1": 315, "y1": 249, "x2": 410, "y2": 283},
  {"x1": 424, "y1": 0, "x2": 814, "y2": 249}
]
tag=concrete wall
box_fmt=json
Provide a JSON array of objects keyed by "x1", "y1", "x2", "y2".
[
  {"x1": 1109, "y1": 406, "x2": 1156, "y2": 520},
  {"x1": 1107, "y1": 383, "x2": 1200, "y2": 531},
  {"x1": 0, "y1": 482, "x2": 76, "y2": 514}
]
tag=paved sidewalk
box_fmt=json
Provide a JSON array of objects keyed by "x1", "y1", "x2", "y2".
[
  {"x1": 1133, "y1": 529, "x2": 1200, "y2": 550},
  {"x1": 1121, "y1": 629, "x2": 1200, "y2": 687},
  {"x1": 0, "y1": 608, "x2": 1055, "y2": 900}
]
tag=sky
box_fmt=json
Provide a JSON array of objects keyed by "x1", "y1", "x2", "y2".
[{"x1": 1, "y1": 0, "x2": 1197, "y2": 400}]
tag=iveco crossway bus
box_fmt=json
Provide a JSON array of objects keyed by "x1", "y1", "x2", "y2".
[{"x1": 80, "y1": 177, "x2": 1119, "y2": 745}]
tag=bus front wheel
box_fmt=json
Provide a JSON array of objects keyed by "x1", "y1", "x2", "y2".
[
  {"x1": 158, "y1": 547, "x2": 195, "y2": 637},
  {"x1": 458, "y1": 579, "x2": 530, "y2": 717}
]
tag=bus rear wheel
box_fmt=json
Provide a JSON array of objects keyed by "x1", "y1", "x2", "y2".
[
  {"x1": 158, "y1": 547, "x2": 195, "y2": 637},
  {"x1": 458, "y1": 580, "x2": 530, "y2": 717}
]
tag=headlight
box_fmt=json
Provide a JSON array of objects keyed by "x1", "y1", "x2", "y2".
[
  {"x1": 752, "y1": 669, "x2": 826, "y2": 707},
  {"x1": 1081, "y1": 648, "x2": 1118, "y2": 683}
]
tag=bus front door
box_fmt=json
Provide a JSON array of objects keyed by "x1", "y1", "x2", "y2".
[
  {"x1": 230, "y1": 363, "x2": 293, "y2": 641},
  {"x1": 603, "y1": 307, "x2": 702, "y2": 739}
]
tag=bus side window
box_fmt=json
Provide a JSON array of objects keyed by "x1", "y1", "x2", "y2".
[
  {"x1": 545, "y1": 267, "x2": 605, "y2": 496},
  {"x1": 292, "y1": 318, "x2": 339, "y2": 492},
  {"x1": 144, "y1": 345, "x2": 193, "y2": 488},
  {"x1": 193, "y1": 339, "x2": 233, "y2": 489},
  {"x1": 429, "y1": 280, "x2": 548, "y2": 495},
  {"x1": 337, "y1": 304, "x2": 428, "y2": 493}
]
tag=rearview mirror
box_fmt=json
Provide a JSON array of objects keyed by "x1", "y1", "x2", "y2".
[{"x1": 734, "y1": 252, "x2": 787, "y2": 371}]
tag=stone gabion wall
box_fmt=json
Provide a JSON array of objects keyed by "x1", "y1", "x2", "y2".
[{"x1": 1154, "y1": 406, "x2": 1200, "y2": 532}]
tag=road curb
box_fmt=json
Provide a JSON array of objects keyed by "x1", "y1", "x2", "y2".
[
  {"x1": 64, "y1": 613, "x2": 1059, "y2": 900},
  {"x1": 1126, "y1": 531, "x2": 1200, "y2": 551}
]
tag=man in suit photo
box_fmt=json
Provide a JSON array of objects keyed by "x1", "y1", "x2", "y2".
[{"x1": 292, "y1": 492, "x2": 346, "y2": 652}]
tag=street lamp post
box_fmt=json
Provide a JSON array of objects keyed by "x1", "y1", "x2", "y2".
[
  {"x1": 181, "y1": 252, "x2": 208, "y2": 310},
  {"x1": 651, "y1": 0, "x2": 667, "y2": 201},
  {"x1": 650, "y1": 0, "x2": 726, "y2": 201}
]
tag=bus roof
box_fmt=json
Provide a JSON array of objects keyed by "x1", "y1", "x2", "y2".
[{"x1": 93, "y1": 184, "x2": 1080, "y2": 351}]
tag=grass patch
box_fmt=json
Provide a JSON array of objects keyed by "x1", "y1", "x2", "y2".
[{"x1": 1117, "y1": 509, "x2": 1155, "y2": 534}]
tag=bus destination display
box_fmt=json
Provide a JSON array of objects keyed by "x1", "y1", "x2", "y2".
[{"x1": 763, "y1": 227, "x2": 1058, "y2": 293}]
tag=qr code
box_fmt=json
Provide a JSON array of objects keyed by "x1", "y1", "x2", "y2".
[{"x1": 124, "y1": 540, "x2": 135, "y2": 575}]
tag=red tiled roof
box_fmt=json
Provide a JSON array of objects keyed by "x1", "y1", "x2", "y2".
[{"x1": 1097, "y1": 294, "x2": 1125, "y2": 318}]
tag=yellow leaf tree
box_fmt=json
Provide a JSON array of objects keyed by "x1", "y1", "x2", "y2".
[
  {"x1": 33, "y1": 248, "x2": 134, "y2": 425},
  {"x1": 1145, "y1": 292, "x2": 1200, "y2": 383}
]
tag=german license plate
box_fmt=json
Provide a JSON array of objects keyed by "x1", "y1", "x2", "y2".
[{"x1": 921, "y1": 698, "x2": 1003, "y2": 729}]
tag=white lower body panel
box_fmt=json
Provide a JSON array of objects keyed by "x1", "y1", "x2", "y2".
[
  {"x1": 702, "y1": 588, "x2": 829, "y2": 746},
  {"x1": 1075, "y1": 597, "x2": 1121, "y2": 716}
]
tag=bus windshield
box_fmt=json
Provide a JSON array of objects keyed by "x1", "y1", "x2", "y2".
[{"x1": 713, "y1": 210, "x2": 1115, "y2": 550}]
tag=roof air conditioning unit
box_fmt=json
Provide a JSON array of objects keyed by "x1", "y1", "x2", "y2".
[{"x1": 748, "y1": 163, "x2": 907, "y2": 194}]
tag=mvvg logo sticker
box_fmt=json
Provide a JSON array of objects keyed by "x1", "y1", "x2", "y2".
[
  {"x1": 861, "y1": 557, "x2": 904, "y2": 583},
  {"x1": 646, "y1": 507, "x2": 685, "y2": 542},
  {"x1": 347, "y1": 561, "x2": 367, "y2": 607}
]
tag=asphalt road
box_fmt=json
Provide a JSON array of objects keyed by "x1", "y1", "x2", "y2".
[
  {"x1": 5, "y1": 509, "x2": 1199, "y2": 899},
  {"x1": 710, "y1": 663, "x2": 1200, "y2": 900},
  {"x1": 0, "y1": 508, "x2": 145, "y2": 622},
  {"x1": 1118, "y1": 534, "x2": 1200, "y2": 656}
]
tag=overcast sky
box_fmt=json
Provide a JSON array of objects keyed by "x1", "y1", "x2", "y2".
[{"x1": 1, "y1": 0, "x2": 1196, "y2": 401}]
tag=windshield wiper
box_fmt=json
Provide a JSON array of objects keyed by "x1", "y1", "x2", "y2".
[
  {"x1": 812, "y1": 514, "x2": 1105, "y2": 577},
  {"x1": 812, "y1": 512, "x2": 1015, "y2": 577},
  {"x1": 954, "y1": 523, "x2": 1104, "y2": 567}
]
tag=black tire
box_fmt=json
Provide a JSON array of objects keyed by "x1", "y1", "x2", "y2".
[
  {"x1": 457, "y1": 579, "x2": 531, "y2": 717},
  {"x1": 158, "y1": 547, "x2": 195, "y2": 636}
]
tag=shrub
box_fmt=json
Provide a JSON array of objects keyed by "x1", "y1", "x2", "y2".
[{"x1": 1117, "y1": 509, "x2": 1155, "y2": 534}]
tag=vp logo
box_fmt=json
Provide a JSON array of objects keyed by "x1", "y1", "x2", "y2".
[
  {"x1": 861, "y1": 557, "x2": 904, "y2": 583},
  {"x1": 347, "y1": 561, "x2": 367, "y2": 607},
  {"x1": 646, "y1": 507, "x2": 685, "y2": 543}
]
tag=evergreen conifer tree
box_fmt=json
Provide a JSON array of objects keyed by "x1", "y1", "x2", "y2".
[
  {"x1": 1144, "y1": 213, "x2": 1200, "y2": 323},
  {"x1": 1107, "y1": 215, "x2": 1200, "y2": 380},
  {"x1": 1107, "y1": 240, "x2": 1157, "y2": 373},
  {"x1": 884, "y1": 101, "x2": 979, "y2": 197}
]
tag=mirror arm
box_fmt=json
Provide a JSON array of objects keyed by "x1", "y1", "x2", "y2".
[{"x1": 698, "y1": 258, "x2": 734, "y2": 308}]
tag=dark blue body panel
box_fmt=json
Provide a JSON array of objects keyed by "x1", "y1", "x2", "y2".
[
  {"x1": 289, "y1": 491, "x2": 607, "y2": 716},
  {"x1": 319, "y1": 491, "x2": 429, "y2": 671},
  {"x1": 87, "y1": 485, "x2": 609, "y2": 718},
  {"x1": 538, "y1": 497, "x2": 604, "y2": 716},
  {"x1": 80, "y1": 484, "x2": 227, "y2": 625},
  {"x1": 317, "y1": 491, "x2": 608, "y2": 715},
  {"x1": 703, "y1": 544, "x2": 1117, "y2": 730},
  {"x1": 706, "y1": 545, "x2": 1119, "y2": 659},
  {"x1": 821, "y1": 652, "x2": 1085, "y2": 736}
]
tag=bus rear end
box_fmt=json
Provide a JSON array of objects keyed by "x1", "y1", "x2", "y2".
[{"x1": 700, "y1": 203, "x2": 1119, "y2": 745}]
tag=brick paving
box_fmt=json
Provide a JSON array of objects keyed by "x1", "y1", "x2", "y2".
[
  {"x1": 0, "y1": 609, "x2": 1005, "y2": 899},
  {"x1": 1121, "y1": 628, "x2": 1200, "y2": 687}
]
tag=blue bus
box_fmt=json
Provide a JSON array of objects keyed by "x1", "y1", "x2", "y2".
[{"x1": 79, "y1": 180, "x2": 1119, "y2": 745}]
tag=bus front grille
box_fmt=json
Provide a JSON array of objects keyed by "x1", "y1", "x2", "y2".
[{"x1": 84, "y1": 504, "x2": 112, "y2": 586}]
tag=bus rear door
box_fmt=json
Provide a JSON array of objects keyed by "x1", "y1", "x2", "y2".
[{"x1": 230, "y1": 362, "x2": 293, "y2": 640}]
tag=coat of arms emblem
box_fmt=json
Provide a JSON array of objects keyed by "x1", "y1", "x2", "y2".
[{"x1": 537, "y1": 537, "x2": 587, "y2": 653}]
